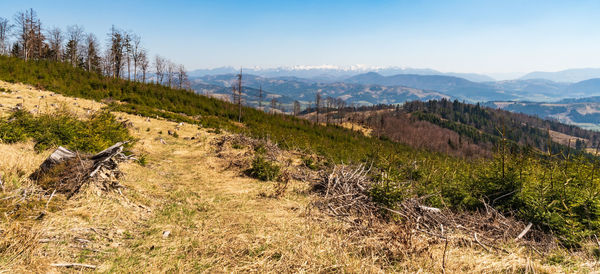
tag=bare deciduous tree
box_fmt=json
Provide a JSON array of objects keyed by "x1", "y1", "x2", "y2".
[
  {"x1": 65, "y1": 25, "x2": 84, "y2": 66},
  {"x1": 123, "y1": 31, "x2": 132, "y2": 80},
  {"x1": 258, "y1": 85, "x2": 263, "y2": 110},
  {"x1": 108, "y1": 26, "x2": 124, "y2": 78},
  {"x1": 154, "y1": 55, "x2": 166, "y2": 84},
  {"x1": 230, "y1": 69, "x2": 243, "y2": 121},
  {"x1": 315, "y1": 92, "x2": 322, "y2": 123},
  {"x1": 46, "y1": 27, "x2": 63, "y2": 61},
  {"x1": 166, "y1": 61, "x2": 175, "y2": 88},
  {"x1": 271, "y1": 98, "x2": 278, "y2": 114},
  {"x1": 293, "y1": 100, "x2": 301, "y2": 116},
  {"x1": 139, "y1": 49, "x2": 149, "y2": 83},
  {"x1": 0, "y1": 17, "x2": 12, "y2": 56},
  {"x1": 14, "y1": 9, "x2": 42, "y2": 60},
  {"x1": 83, "y1": 33, "x2": 101, "y2": 73},
  {"x1": 130, "y1": 34, "x2": 142, "y2": 81}
]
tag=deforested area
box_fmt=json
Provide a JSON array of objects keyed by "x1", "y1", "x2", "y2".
[{"x1": 2, "y1": 4, "x2": 600, "y2": 273}]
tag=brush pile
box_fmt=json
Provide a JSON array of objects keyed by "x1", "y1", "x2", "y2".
[
  {"x1": 30, "y1": 142, "x2": 130, "y2": 198},
  {"x1": 213, "y1": 134, "x2": 281, "y2": 170},
  {"x1": 311, "y1": 164, "x2": 554, "y2": 253},
  {"x1": 311, "y1": 164, "x2": 379, "y2": 224}
]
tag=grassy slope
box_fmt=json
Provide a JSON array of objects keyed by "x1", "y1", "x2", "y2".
[
  {"x1": 0, "y1": 81, "x2": 588, "y2": 272},
  {"x1": 0, "y1": 56, "x2": 408, "y2": 164}
]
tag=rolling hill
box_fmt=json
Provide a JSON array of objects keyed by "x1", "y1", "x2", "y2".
[
  {"x1": 520, "y1": 68, "x2": 600, "y2": 82},
  {"x1": 345, "y1": 72, "x2": 518, "y2": 101},
  {"x1": 192, "y1": 73, "x2": 450, "y2": 108}
]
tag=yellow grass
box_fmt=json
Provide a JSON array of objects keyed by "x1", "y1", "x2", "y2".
[{"x1": 0, "y1": 80, "x2": 597, "y2": 272}]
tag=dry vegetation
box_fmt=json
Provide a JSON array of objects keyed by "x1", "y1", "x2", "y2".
[{"x1": 0, "y1": 80, "x2": 598, "y2": 272}]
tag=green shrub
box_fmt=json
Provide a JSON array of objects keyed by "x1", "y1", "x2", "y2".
[
  {"x1": 137, "y1": 154, "x2": 148, "y2": 166},
  {"x1": 0, "y1": 108, "x2": 132, "y2": 153},
  {"x1": 246, "y1": 155, "x2": 280, "y2": 181},
  {"x1": 369, "y1": 181, "x2": 407, "y2": 209}
]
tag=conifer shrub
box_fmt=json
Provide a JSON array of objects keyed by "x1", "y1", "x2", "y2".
[
  {"x1": 247, "y1": 155, "x2": 280, "y2": 181},
  {"x1": 0, "y1": 108, "x2": 132, "y2": 153}
]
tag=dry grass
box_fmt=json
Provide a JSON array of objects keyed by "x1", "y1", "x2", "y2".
[{"x1": 0, "y1": 80, "x2": 598, "y2": 272}]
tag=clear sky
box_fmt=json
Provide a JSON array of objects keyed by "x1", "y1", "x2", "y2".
[{"x1": 1, "y1": 0, "x2": 600, "y2": 75}]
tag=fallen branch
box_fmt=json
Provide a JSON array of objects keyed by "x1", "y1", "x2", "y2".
[
  {"x1": 515, "y1": 222, "x2": 533, "y2": 241},
  {"x1": 45, "y1": 189, "x2": 57, "y2": 209},
  {"x1": 50, "y1": 263, "x2": 96, "y2": 269},
  {"x1": 474, "y1": 233, "x2": 490, "y2": 252},
  {"x1": 442, "y1": 237, "x2": 449, "y2": 274}
]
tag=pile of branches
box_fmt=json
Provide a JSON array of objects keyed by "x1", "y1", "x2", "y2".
[
  {"x1": 310, "y1": 164, "x2": 554, "y2": 254},
  {"x1": 213, "y1": 134, "x2": 282, "y2": 170},
  {"x1": 214, "y1": 134, "x2": 280, "y2": 160},
  {"x1": 311, "y1": 164, "x2": 379, "y2": 224},
  {"x1": 387, "y1": 198, "x2": 552, "y2": 248},
  {"x1": 30, "y1": 142, "x2": 131, "y2": 198}
]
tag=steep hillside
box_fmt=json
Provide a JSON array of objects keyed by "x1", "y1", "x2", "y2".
[
  {"x1": 486, "y1": 101, "x2": 600, "y2": 131},
  {"x1": 308, "y1": 99, "x2": 600, "y2": 158}
]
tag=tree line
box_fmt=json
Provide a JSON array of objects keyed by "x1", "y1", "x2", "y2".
[{"x1": 0, "y1": 8, "x2": 189, "y2": 90}]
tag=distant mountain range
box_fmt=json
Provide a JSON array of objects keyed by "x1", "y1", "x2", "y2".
[
  {"x1": 520, "y1": 68, "x2": 600, "y2": 83},
  {"x1": 191, "y1": 71, "x2": 600, "y2": 105},
  {"x1": 189, "y1": 66, "x2": 495, "y2": 83},
  {"x1": 191, "y1": 74, "x2": 450, "y2": 108},
  {"x1": 191, "y1": 66, "x2": 600, "y2": 84},
  {"x1": 344, "y1": 72, "x2": 517, "y2": 101}
]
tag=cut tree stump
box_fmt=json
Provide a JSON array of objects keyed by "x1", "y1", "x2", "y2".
[
  {"x1": 30, "y1": 146, "x2": 77, "y2": 180},
  {"x1": 30, "y1": 142, "x2": 130, "y2": 198}
]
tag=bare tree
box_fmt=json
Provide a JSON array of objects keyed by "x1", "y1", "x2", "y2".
[
  {"x1": 65, "y1": 25, "x2": 84, "y2": 66},
  {"x1": 230, "y1": 69, "x2": 243, "y2": 121},
  {"x1": 166, "y1": 61, "x2": 176, "y2": 88},
  {"x1": 315, "y1": 92, "x2": 322, "y2": 123},
  {"x1": 130, "y1": 34, "x2": 142, "y2": 81},
  {"x1": 326, "y1": 97, "x2": 334, "y2": 124},
  {"x1": 293, "y1": 100, "x2": 301, "y2": 116},
  {"x1": 270, "y1": 98, "x2": 278, "y2": 114},
  {"x1": 83, "y1": 33, "x2": 101, "y2": 73},
  {"x1": 123, "y1": 31, "x2": 132, "y2": 80},
  {"x1": 46, "y1": 27, "x2": 63, "y2": 61},
  {"x1": 101, "y1": 49, "x2": 113, "y2": 76},
  {"x1": 108, "y1": 26, "x2": 124, "y2": 78},
  {"x1": 14, "y1": 9, "x2": 42, "y2": 60},
  {"x1": 139, "y1": 49, "x2": 149, "y2": 82},
  {"x1": 176, "y1": 64, "x2": 188, "y2": 89},
  {"x1": 0, "y1": 17, "x2": 11, "y2": 56},
  {"x1": 154, "y1": 55, "x2": 165, "y2": 84},
  {"x1": 258, "y1": 85, "x2": 263, "y2": 110},
  {"x1": 336, "y1": 98, "x2": 346, "y2": 124}
]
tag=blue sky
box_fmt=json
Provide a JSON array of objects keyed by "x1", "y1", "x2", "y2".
[{"x1": 1, "y1": 0, "x2": 600, "y2": 75}]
